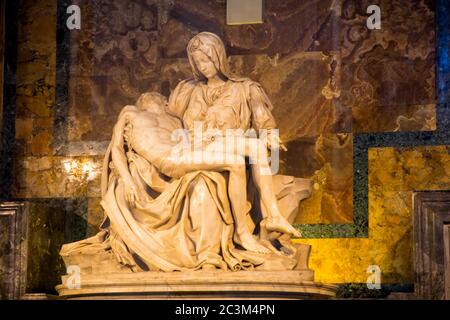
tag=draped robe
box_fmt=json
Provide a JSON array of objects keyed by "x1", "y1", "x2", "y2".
[{"x1": 60, "y1": 78, "x2": 313, "y2": 272}]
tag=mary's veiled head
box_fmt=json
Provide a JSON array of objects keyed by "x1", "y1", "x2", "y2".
[{"x1": 187, "y1": 32, "x2": 232, "y2": 81}]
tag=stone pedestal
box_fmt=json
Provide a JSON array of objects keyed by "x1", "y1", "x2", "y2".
[
  {"x1": 56, "y1": 270, "x2": 337, "y2": 300},
  {"x1": 56, "y1": 243, "x2": 336, "y2": 300}
]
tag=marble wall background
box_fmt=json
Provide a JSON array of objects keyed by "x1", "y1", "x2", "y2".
[
  {"x1": 62, "y1": 0, "x2": 437, "y2": 226},
  {"x1": 3, "y1": 0, "x2": 444, "y2": 287}
]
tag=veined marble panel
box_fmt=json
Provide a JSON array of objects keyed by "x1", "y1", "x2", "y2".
[{"x1": 339, "y1": 0, "x2": 436, "y2": 132}]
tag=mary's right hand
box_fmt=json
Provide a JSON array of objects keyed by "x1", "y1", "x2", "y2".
[{"x1": 123, "y1": 179, "x2": 139, "y2": 207}]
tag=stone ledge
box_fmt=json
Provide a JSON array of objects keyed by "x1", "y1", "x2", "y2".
[{"x1": 56, "y1": 270, "x2": 337, "y2": 300}]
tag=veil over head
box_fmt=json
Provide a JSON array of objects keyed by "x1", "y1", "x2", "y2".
[{"x1": 187, "y1": 32, "x2": 237, "y2": 81}]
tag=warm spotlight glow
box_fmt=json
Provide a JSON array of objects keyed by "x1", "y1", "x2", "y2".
[
  {"x1": 62, "y1": 158, "x2": 98, "y2": 181},
  {"x1": 63, "y1": 161, "x2": 72, "y2": 173},
  {"x1": 82, "y1": 162, "x2": 92, "y2": 173}
]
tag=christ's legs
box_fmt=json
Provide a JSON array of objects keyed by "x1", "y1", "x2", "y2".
[
  {"x1": 244, "y1": 138, "x2": 302, "y2": 238},
  {"x1": 206, "y1": 136, "x2": 301, "y2": 238},
  {"x1": 173, "y1": 151, "x2": 270, "y2": 254}
]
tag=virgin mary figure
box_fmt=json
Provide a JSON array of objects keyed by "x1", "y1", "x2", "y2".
[{"x1": 60, "y1": 32, "x2": 313, "y2": 272}]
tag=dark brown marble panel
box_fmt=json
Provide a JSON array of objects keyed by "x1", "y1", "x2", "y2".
[
  {"x1": 68, "y1": 48, "x2": 346, "y2": 142},
  {"x1": 14, "y1": 0, "x2": 56, "y2": 156},
  {"x1": 67, "y1": 0, "x2": 346, "y2": 141},
  {"x1": 353, "y1": 104, "x2": 436, "y2": 133},
  {"x1": 168, "y1": 0, "x2": 339, "y2": 57},
  {"x1": 25, "y1": 200, "x2": 87, "y2": 294},
  {"x1": 280, "y1": 133, "x2": 353, "y2": 224},
  {"x1": 229, "y1": 52, "x2": 349, "y2": 140},
  {"x1": 255, "y1": 52, "x2": 348, "y2": 139},
  {"x1": 68, "y1": 0, "x2": 437, "y2": 143},
  {"x1": 339, "y1": 0, "x2": 436, "y2": 132}
]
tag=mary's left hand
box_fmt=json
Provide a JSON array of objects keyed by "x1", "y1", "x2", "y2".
[{"x1": 266, "y1": 132, "x2": 288, "y2": 152}]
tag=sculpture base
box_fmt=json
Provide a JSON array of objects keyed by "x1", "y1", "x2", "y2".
[{"x1": 56, "y1": 270, "x2": 337, "y2": 300}]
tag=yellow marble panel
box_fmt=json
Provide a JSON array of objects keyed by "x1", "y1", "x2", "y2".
[{"x1": 296, "y1": 146, "x2": 450, "y2": 284}]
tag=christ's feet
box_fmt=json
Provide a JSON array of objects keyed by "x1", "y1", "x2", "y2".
[
  {"x1": 264, "y1": 216, "x2": 302, "y2": 238},
  {"x1": 234, "y1": 232, "x2": 271, "y2": 254}
]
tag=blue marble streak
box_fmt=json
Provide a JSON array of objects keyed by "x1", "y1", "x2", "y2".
[{"x1": 437, "y1": 0, "x2": 450, "y2": 104}]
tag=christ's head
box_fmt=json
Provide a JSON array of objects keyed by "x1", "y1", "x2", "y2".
[{"x1": 136, "y1": 92, "x2": 167, "y2": 114}]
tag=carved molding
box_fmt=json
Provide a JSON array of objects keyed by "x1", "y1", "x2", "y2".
[
  {"x1": 413, "y1": 191, "x2": 450, "y2": 300},
  {"x1": 0, "y1": 202, "x2": 28, "y2": 299},
  {"x1": 444, "y1": 223, "x2": 450, "y2": 299}
]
